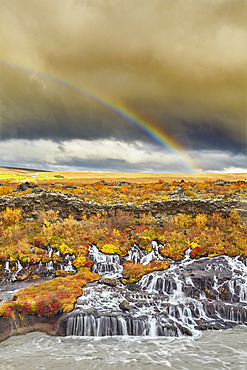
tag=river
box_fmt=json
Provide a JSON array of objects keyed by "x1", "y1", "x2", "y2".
[{"x1": 0, "y1": 327, "x2": 246, "y2": 370}]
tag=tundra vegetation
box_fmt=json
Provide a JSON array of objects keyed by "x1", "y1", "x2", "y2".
[{"x1": 0, "y1": 177, "x2": 246, "y2": 321}]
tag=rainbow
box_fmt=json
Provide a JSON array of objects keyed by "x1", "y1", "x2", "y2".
[{"x1": 0, "y1": 59, "x2": 197, "y2": 172}]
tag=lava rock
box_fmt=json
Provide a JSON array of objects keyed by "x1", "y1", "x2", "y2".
[
  {"x1": 15, "y1": 182, "x2": 38, "y2": 192},
  {"x1": 100, "y1": 278, "x2": 117, "y2": 287},
  {"x1": 119, "y1": 299, "x2": 130, "y2": 311}
]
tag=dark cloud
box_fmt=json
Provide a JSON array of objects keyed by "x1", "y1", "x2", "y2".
[
  {"x1": 0, "y1": 0, "x2": 246, "y2": 171},
  {"x1": 177, "y1": 121, "x2": 247, "y2": 154}
]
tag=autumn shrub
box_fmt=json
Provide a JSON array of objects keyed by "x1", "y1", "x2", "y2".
[
  {"x1": 0, "y1": 185, "x2": 15, "y2": 196},
  {"x1": 107, "y1": 210, "x2": 135, "y2": 230},
  {"x1": 195, "y1": 213, "x2": 208, "y2": 229},
  {"x1": 41, "y1": 219, "x2": 55, "y2": 244},
  {"x1": 0, "y1": 268, "x2": 100, "y2": 318},
  {"x1": 33, "y1": 239, "x2": 45, "y2": 248},
  {"x1": 123, "y1": 260, "x2": 170, "y2": 283},
  {"x1": 38, "y1": 210, "x2": 59, "y2": 223},
  {"x1": 159, "y1": 230, "x2": 188, "y2": 260},
  {"x1": 228, "y1": 210, "x2": 241, "y2": 225},
  {"x1": 101, "y1": 243, "x2": 120, "y2": 254},
  {"x1": 137, "y1": 212, "x2": 154, "y2": 226},
  {"x1": 174, "y1": 213, "x2": 192, "y2": 229},
  {"x1": 1, "y1": 207, "x2": 22, "y2": 225},
  {"x1": 210, "y1": 212, "x2": 225, "y2": 229},
  {"x1": 1, "y1": 224, "x2": 23, "y2": 244}
]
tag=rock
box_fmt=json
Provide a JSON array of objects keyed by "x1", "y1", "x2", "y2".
[
  {"x1": 119, "y1": 299, "x2": 130, "y2": 311},
  {"x1": 219, "y1": 288, "x2": 228, "y2": 300},
  {"x1": 169, "y1": 188, "x2": 190, "y2": 200},
  {"x1": 234, "y1": 269, "x2": 242, "y2": 275},
  {"x1": 15, "y1": 182, "x2": 38, "y2": 192},
  {"x1": 100, "y1": 278, "x2": 117, "y2": 287},
  {"x1": 0, "y1": 189, "x2": 245, "y2": 221}
]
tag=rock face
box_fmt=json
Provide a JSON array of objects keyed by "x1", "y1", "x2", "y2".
[
  {"x1": 57, "y1": 245, "x2": 247, "y2": 337},
  {"x1": 0, "y1": 311, "x2": 61, "y2": 343},
  {"x1": 0, "y1": 188, "x2": 246, "y2": 220}
]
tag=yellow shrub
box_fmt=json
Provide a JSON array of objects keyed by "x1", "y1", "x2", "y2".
[
  {"x1": 101, "y1": 244, "x2": 119, "y2": 254},
  {"x1": 113, "y1": 229, "x2": 120, "y2": 237},
  {"x1": 189, "y1": 241, "x2": 200, "y2": 250},
  {"x1": 0, "y1": 185, "x2": 15, "y2": 196},
  {"x1": 1, "y1": 207, "x2": 22, "y2": 225},
  {"x1": 229, "y1": 210, "x2": 240, "y2": 224},
  {"x1": 57, "y1": 242, "x2": 74, "y2": 255},
  {"x1": 174, "y1": 213, "x2": 192, "y2": 228},
  {"x1": 195, "y1": 214, "x2": 207, "y2": 229}
]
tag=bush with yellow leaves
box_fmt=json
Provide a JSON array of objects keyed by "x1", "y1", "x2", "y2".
[
  {"x1": 228, "y1": 210, "x2": 240, "y2": 224},
  {"x1": 0, "y1": 185, "x2": 15, "y2": 196},
  {"x1": 195, "y1": 213, "x2": 208, "y2": 229},
  {"x1": 1, "y1": 207, "x2": 22, "y2": 225},
  {"x1": 174, "y1": 213, "x2": 192, "y2": 229}
]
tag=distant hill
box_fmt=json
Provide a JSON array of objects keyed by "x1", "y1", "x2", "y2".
[{"x1": 0, "y1": 166, "x2": 50, "y2": 174}]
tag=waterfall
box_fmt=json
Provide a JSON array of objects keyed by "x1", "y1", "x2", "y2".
[
  {"x1": 15, "y1": 260, "x2": 23, "y2": 273},
  {"x1": 5, "y1": 260, "x2": 10, "y2": 272},
  {"x1": 46, "y1": 261, "x2": 54, "y2": 270},
  {"x1": 66, "y1": 314, "x2": 167, "y2": 337},
  {"x1": 62, "y1": 254, "x2": 76, "y2": 273},
  {"x1": 88, "y1": 245, "x2": 123, "y2": 277},
  {"x1": 58, "y1": 250, "x2": 247, "y2": 338},
  {"x1": 47, "y1": 246, "x2": 53, "y2": 258},
  {"x1": 125, "y1": 242, "x2": 164, "y2": 265}
]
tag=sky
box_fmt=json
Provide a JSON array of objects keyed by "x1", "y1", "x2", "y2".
[{"x1": 0, "y1": 0, "x2": 246, "y2": 173}]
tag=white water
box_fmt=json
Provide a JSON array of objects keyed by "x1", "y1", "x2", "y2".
[
  {"x1": 0, "y1": 328, "x2": 246, "y2": 369},
  {"x1": 125, "y1": 241, "x2": 164, "y2": 265},
  {"x1": 88, "y1": 244, "x2": 123, "y2": 277},
  {"x1": 2, "y1": 247, "x2": 77, "y2": 283},
  {"x1": 4, "y1": 261, "x2": 10, "y2": 272},
  {"x1": 64, "y1": 245, "x2": 247, "y2": 338}
]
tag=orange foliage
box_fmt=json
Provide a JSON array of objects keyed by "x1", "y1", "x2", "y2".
[
  {"x1": 0, "y1": 268, "x2": 100, "y2": 318},
  {"x1": 123, "y1": 260, "x2": 170, "y2": 283}
]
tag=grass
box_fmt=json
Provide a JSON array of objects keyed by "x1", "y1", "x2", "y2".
[{"x1": 0, "y1": 167, "x2": 246, "y2": 184}]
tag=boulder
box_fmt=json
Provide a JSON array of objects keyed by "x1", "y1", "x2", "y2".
[
  {"x1": 119, "y1": 299, "x2": 130, "y2": 311},
  {"x1": 100, "y1": 278, "x2": 117, "y2": 287}
]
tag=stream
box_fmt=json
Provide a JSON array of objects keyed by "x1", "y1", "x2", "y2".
[{"x1": 0, "y1": 328, "x2": 246, "y2": 369}]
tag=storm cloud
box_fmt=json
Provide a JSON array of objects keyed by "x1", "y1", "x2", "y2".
[
  {"x1": 0, "y1": 138, "x2": 246, "y2": 173},
  {"x1": 0, "y1": 0, "x2": 246, "y2": 171}
]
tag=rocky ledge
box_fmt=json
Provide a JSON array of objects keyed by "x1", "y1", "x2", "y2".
[{"x1": 0, "y1": 187, "x2": 246, "y2": 221}]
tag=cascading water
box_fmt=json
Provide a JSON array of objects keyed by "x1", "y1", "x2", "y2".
[
  {"x1": 125, "y1": 241, "x2": 164, "y2": 265},
  {"x1": 88, "y1": 244, "x2": 123, "y2": 277},
  {"x1": 0, "y1": 246, "x2": 77, "y2": 284},
  {"x1": 61, "y1": 244, "x2": 247, "y2": 338},
  {"x1": 4, "y1": 261, "x2": 10, "y2": 273},
  {"x1": 15, "y1": 260, "x2": 23, "y2": 273}
]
